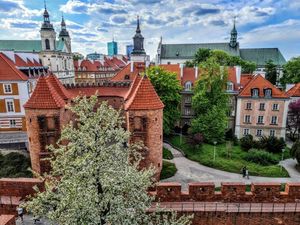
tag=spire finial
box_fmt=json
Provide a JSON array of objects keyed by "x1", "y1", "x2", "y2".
[
  {"x1": 136, "y1": 15, "x2": 140, "y2": 33},
  {"x1": 44, "y1": 0, "x2": 47, "y2": 9}
]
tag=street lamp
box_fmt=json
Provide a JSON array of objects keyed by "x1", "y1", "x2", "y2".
[
  {"x1": 281, "y1": 148, "x2": 285, "y2": 172},
  {"x1": 213, "y1": 141, "x2": 217, "y2": 162}
]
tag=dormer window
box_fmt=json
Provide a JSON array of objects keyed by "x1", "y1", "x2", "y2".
[
  {"x1": 176, "y1": 51, "x2": 179, "y2": 57},
  {"x1": 227, "y1": 82, "x2": 234, "y2": 91},
  {"x1": 264, "y1": 88, "x2": 272, "y2": 98},
  {"x1": 124, "y1": 75, "x2": 130, "y2": 80},
  {"x1": 184, "y1": 81, "x2": 192, "y2": 91},
  {"x1": 251, "y1": 88, "x2": 259, "y2": 98}
]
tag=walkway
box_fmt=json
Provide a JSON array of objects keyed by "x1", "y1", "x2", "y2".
[{"x1": 162, "y1": 143, "x2": 300, "y2": 189}]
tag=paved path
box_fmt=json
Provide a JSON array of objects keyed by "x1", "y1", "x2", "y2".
[
  {"x1": 16, "y1": 215, "x2": 53, "y2": 225},
  {"x1": 162, "y1": 143, "x2": 300, "y2": 189}
]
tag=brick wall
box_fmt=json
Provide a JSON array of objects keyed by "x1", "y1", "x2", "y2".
[{"x1": 155, "y1": 182, "x2": 300, "y2": 202}]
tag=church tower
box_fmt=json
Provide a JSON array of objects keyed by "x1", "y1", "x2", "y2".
[
  {"x1": 229, "y1": 18, "x2": 238, "y2": 48},
  {"x1": 58, "y1": 15, "x2": 72, "y2": 53},
  {"x1": 130, "y1": 16, "x2": 149, "y2": 64},
  {"x1": 40, "y1": 2, "x2": 56, "y2": 51}
]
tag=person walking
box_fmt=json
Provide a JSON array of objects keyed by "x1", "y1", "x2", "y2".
[
  {"x1": 242, "y1": 166, "x2": 246, "y2": 178},
  {"x1": 245, "y1": 168, "x2": 249, "y2": 179},
  {"x1": 17, "y1": 206, "x2": 24, "y2": 223}
]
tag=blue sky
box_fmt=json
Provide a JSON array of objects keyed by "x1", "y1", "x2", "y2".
[{"x1": 0, "y1": 0, "x2": 299, "y2": 60}]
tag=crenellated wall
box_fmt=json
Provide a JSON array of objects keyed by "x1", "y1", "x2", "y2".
[{"x1": 154, "y1": 182, "x2": 300, "y2": 202}]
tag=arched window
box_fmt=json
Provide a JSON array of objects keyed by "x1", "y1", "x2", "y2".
[
  {"x1": 45, "y1": 39, "x2": 50, "y2": 50},
  {"x1": 184, "y1": 81, "x2": 192, "y2": 91}
]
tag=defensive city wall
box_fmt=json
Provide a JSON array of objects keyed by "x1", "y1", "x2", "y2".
[{"x1": 1, "y1": 179, "x2": 300, "y2": 225}]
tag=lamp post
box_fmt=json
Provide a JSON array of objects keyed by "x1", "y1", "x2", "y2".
[
  {"x1": 281, "y1": 148, "x2": 285, "y2": 172},
  {"x1": 213, "y1": 141, "x2": 217, "y2": 162}
]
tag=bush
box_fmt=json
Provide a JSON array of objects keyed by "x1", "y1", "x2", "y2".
[
  {"x1": 243, "y1": 149, "x2": 279, "y2": 166},
  {"x1": 160, "y1": 160, "x2": 177, "y2": 180},
  {"x1": 187, "y1": 133, "x2": 204, "y2": 147},
  {"x1": 240, "y1": 135, "x2": 253, "y2": 151},
  {"x1": 258, "y1": 136, "x2": 286, "y2": 153},
  {"x1": 163, "y1": 148, "x2": 174, "y2": 160},
  {"x1": 0, "y1": 152, "x2": 32, "y2": 178},
  {"x1": 291, "y1": 140, "x2": 300, "y2": 164}
]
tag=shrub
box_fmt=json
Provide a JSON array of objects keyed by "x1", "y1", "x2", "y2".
[
  {"x1": 163, "y1": 148, "x2": 174, "y2": 160},
  {"x1": 291, "y1": 140, "x2": 300, "y2": 164},
  {"x1": 233, "y1": 135, "x2": 239, "y2": 146},
  {"x1": 160, "y1": 160, "x2": 177, "y2": 180},
  {"x1": 240, "y1": 134, "x2": 253, "y2": 151},
  {"x1": 187, "y1": 133, "x2": 204, "y2": 147},
  {"x1": 258, "y1": 136, "x2": 286, "y2": 153},
  {"x1": 243, "y1": 149, "x2": 279, "y2": 166}
]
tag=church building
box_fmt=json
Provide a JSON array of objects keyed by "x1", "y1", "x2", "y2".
[{"x1": 0, "y1": 4, "x2": 75, "y2": 84}]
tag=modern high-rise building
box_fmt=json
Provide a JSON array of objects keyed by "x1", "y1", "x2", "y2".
[
  {"x1": 126, "y1": 45, "x2": 134, "y2": 57},
  {"x1": 107, "y1": 40, "x2": 118, "y2": 56}
]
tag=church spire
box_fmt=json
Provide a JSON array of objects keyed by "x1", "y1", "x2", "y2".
[
  {"x1": 229, "y1": 17, "x2": 238, "y2": 48},
  {"x1": 41, "y1": 0, "x2": 54, "y2": 31},
  {"x1": 131, "y1": 15, "x2": 145, "y2": 55},
  {"x1": 59, "y1": 13, "x2": 70, "y2": 38}
]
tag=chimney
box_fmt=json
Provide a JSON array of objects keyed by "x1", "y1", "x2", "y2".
[
  {"x1": 195, "y1": 66, "x2": 199, "y2": 79},
  {"x1": 179, "y1": 63, "x2": 184, "y2": 78},
  {"x1": 235, "y1": 66, "x2": 241, "y2": 84},
  {"x1": 130, "y1": 61, "x2": 134, "y2": 72}
]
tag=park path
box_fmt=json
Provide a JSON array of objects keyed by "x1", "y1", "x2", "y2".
[{"x1": 162, "y1": 143, "x2": 300, "y2": 189}]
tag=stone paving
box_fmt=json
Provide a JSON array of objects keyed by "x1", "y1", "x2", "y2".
[
  {"x1": 16, "y1": 215, "x2": 53, "y2": 225},
  {"x1": 162, "y1": 143, "x2": 300, "y2": 189}
]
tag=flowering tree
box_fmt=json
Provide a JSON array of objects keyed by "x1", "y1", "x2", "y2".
[
  {"x1": 287, "y1": 99, "x2": 300, "y2": 141},
  {"x1": 24, "y1": 95, "x2": 191, "y2": 225}
]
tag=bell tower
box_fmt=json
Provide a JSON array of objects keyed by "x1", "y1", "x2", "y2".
[
  {"x1": 40, "y1": 0, "x2": 56, "y2": 51},
  {"x1": 59, "y1": 14, "x2": 72, "y2": 53},
  {"x1": 229, "y1": 17, "x2": 238, "y2": 48}
]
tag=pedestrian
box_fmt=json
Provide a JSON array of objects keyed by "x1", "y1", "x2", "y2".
[
  {"x1": 242, "y1": 166, "x2": 246, "y2": 178},
  {"x1": 17, "y1": 206, "x2": 24, "y2": 222},
  {"x1": 246, "y1": 168, "x2": 249, "y2": 179},
  {"x1": 33, "y1": 215, "x2": 40, "y2": 224}
]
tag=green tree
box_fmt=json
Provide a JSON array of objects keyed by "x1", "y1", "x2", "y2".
[
  {"x1": 280, "y1": 56, "x2": 300, "y2": 86},
  {"x1": 185, "y1": 48, "x2": 211, "y2": 67},
  {"x1": 265, "y1": 60, "x2": 278, "y2": 85},
  {"x1": 191, "y1": 58, "x2": 229, "y2": 143},
  {"x1": 24, "y1": 96, "x2": 191, "y2": 225},
  {"x1": 147, "y1": 66, "x2": 182, "y2": 135},
  {"x1": 290, "y1": 140, "x2": 300, "y2": 165}
]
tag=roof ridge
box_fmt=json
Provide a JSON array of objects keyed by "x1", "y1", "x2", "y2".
[{"x1": 0, "y1": 53, "x2": 28, "y2": 81}]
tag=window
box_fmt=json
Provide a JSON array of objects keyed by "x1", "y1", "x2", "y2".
[
  {"x1": 265, "y1": 89, "x2": 272, "y2": 97},
  {"x1": 270, "y1": 130, "x2": 275, "y2": 137},
  {"x1": 252, "y1": 88, "x2": 259, "y2": 97},
  {"x1": 45, "y1": 39, "x2": 50, "y2": 50},
  {"x1": 243, "y1": 128, "x2": 250, "y2": 136},
  {"x1": 10, "y1": 119, "x2": 16, "y2": 128},
  {"x1": 271, "y1": 116, "x2": 278, "y2": 125},
  {"x1": 184, "y1": 81, "x2": 192, "y2": 91},
  {"x1": 257, "y1": 116, "x2": 264, "y2": 124},
  {"x1": 246, "y1": 102, "x2": 252, "y2": 110},
  {"x1": 3, "y1": 84, "x2": 12, "y2": 93},
  {"x1": 259, "y1": 103, "x2": 265, "y2": 111},
  {"x1": 244, "y1": 115, "x2": 251, "y2": 123},
  {"x1": 6, "y1": 99, "x2": 14, "y2": 112},
  {"x1": 227, "y1": 82, "x2": 234, "y2": 91},
  {"x1": 273, "y1": 103, "x2": 279, "y2": 111},
  {"x1": 124, "y1": 75, "x2": 130, "y2": 80},
  {"x1": 184, "y1": 107, "x2": 191, "y2": 115},
  {"x1": 185, "y1": 96, "x2": 191, "y2": 103},
  {"x1": 256, "y1": 129, "x2": 263, "y2": 137}
]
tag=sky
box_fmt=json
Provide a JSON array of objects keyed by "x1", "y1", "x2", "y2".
[{"x1": 0, "y1": 0, "x2": 299, "y2": 60}]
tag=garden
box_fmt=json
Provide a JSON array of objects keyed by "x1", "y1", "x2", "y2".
[{"x1": 167, "y1": 135, "x2": 290, "y2": 177}]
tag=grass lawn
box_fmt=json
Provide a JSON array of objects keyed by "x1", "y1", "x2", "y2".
[
  {"x1": 163, "y1": 147, "x2": 174, "y2": 160},
  {"x1": 168, "y1": 135, "x2": 290, "y2": 178},
  {"x1": 160, "y1": 160, "x2": 177, "y2": 180}
]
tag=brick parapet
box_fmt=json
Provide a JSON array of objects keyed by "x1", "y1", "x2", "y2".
[{"x1": 155, "y1": 182, "x2": 300, "y2": 203}]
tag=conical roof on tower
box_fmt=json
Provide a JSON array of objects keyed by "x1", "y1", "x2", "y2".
[
  {"x1": 59, "y1": 14, "x2": 70, "y2": 37},
  {"x1": 41, "y1": 0, "x2": 54, "y2": 31},
  {"x1": 132, "y1": 15, "x2": 146, "y2": 55}
]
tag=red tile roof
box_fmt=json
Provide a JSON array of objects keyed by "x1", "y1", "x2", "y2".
[
  {"x1": 238, "y1": 74, "x2": 288, "y2": 98},
  {"x1": 125, "y1": 75, "x2": 164, "y2": 110},
  {"x1": 287, "y1": 83, "x2": 300, "y2": 97},
  {"x1": 24, "y1": 75, "x2": 65, "y2": 109},
  {"x1": 0, "y1": 53, "x2": 28, "y2": 81},
  {"x1": 111, "y1": 62, "x2": 146, "y2": 81}
]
